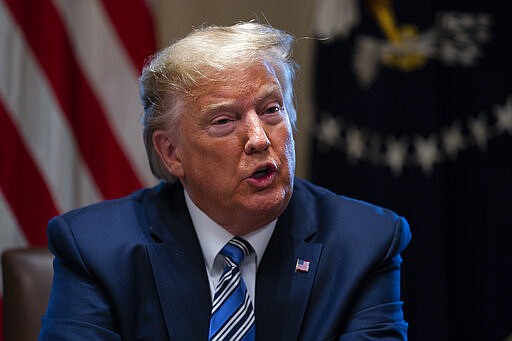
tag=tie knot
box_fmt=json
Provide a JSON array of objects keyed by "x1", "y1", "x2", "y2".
[{"x1": 220, "y1": 237, "x2": 252, "y2": 267}]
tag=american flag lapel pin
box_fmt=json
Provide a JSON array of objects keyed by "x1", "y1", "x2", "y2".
[{"x1": 295, "y1": 258, "x2": 310, "y2": 273}]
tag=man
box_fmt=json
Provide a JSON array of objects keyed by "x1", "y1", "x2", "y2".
[{"x1": 39, "y1": 22, "x2": 411, "y2": 340}]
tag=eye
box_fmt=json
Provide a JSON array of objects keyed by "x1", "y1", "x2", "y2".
[
  {"x1": 265, "y1": 106, "x2": 281, "y2": 114},
  {"x1": 208, "y1": 115, "x2": 237, "y2": 136},
  {"x1": 263, "y1": 104, "x2": 285, "y2": 116},
  {"x1": 260, "y1": 104, "x2": 285, "y2": 125},
  {"x1": 212, "y1": 118, "x2": 233, "y2": 125}
]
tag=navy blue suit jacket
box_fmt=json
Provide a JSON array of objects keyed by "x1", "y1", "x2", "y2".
[{"x1": 39, "y1": 178, "x2": 411, "y2": 340}]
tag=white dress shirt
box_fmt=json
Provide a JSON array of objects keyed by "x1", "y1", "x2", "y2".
[{"x1": 184, "y1": 190, "x2": 276, "y2": 307}]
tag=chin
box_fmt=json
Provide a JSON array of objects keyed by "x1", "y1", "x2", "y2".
[{"x1": 245, "y1": 187, "x2": 291, "y2": 217}]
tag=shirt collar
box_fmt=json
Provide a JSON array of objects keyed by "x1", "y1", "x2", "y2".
[{"x1": 184, "y1": 190, "x2": 276, "y2": 271}]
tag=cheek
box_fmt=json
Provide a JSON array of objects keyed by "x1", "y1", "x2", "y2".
[
  {"x1": 272, "y1": 129, "x2": 295, "y2": 177},
  {"x1": 190, "y1": 146, "x2": 240, "y2": 181},
  {"x1": 284, "y1": 143, "x2": 296, "y2": 176}
]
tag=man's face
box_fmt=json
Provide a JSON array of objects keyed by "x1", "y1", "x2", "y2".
[{"x1": 167, "y1": 61, "x2": 295, "y2": 234}]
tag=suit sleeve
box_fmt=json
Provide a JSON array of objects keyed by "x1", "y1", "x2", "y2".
[
  {"x1": 38, "y1": 216, "x2": 121, "y2": 341},
  {"x1": 339, "y1": 216, "x2": 412, "y2": 341}
]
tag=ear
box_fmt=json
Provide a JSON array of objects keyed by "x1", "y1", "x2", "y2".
[{"x1": 152, "y1": 130, "x2": 185, "y2": 178}]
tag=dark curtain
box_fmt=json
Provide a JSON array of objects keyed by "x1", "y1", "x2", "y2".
[{"x1": 310, "y1": 1, "x2": 512, "y2": 340}]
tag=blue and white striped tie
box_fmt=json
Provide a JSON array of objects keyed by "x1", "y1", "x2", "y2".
[{"x1": 208, "y1": 237, "x2": 255, "y2": 341}]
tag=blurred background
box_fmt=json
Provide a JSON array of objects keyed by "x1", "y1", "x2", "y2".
[{"x1": 1, "y1": 0, "x2": 511, "y2": 340}]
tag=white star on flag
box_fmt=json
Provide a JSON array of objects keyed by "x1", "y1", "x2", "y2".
[
  {"x1": 317, "y1": 115, "x2": 342, "y2": 150},
  {"x1": 414, "y1": 135, "x2": 440, "y2": 176},
  {"x1": 345, "y1": 127, "x2": 366, "y2": 163},
  {"x1": 385, "y1": 136, "x2": 408, "y2": 177},
  {"x1": 494, "y1": 96, "x2": 512, "y2": 135},
  {"x1": 441, "y1": 121, "x2": 465, "y2": 159},
  {"x1": 469, "y1": 113, "x2": 490, "y2": 151}
]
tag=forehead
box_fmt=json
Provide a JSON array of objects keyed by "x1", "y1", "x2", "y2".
[{"x1": 193, "y1": 61, "x2": 284, "y2": 108}]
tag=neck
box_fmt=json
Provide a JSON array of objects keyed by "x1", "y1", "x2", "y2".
[
  {"x1": 219, "y1": 218, "x2": 273, "y2": 236},
  {"x1": 183, "y1": 188, "x2": 283, "y2": 236}
]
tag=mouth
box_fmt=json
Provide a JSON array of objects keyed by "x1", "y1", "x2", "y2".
[
  {"x1": 246, "y1": 162, "x2": 278, "y2": 187},
  {"x1": 252, "y1": 166, "x2": 273, "y2": 179},
  {"x1": 250, "y1": 162, "x2": 277, "y2": 178}
]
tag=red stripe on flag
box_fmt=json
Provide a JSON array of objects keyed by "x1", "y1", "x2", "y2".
[
  {"x1": 5, "y1": 0, "x2": 143, "y2": 199},
  {"x1": 0, "y1": 99, "x2": 56, "y2": 246},
  {"x1": 100, "y1": 0, "x2": 156, "y2": 71}
]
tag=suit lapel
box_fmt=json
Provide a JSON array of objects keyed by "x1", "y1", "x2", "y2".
[
  {"x1": 256, "y1": 184, "x2": 323, "y2": 340},
  {"x1": 144, "y1": 183, "x2": 211, "y2": 340},
  {"x1": 143, "y1": 180, "x2": 322, "y2": 340}
]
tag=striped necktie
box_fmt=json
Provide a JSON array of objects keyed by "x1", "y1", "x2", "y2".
[{"x1": 208, "y1": 237, "x2": 255, "y2": 341}]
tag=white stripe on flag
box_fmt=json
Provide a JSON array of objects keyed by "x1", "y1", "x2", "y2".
[
  {"x1": 0, "y1": 1, "x2": 156, "y2": 334},
  {"x1": 53, "y1": 0, "x2": 155, "y2": 187},
  {"x1": 0, "y1": 1, "x2": 102, "y2": 212}
]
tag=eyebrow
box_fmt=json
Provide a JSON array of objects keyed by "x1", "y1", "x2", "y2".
[
  {"x1": 202, "y1": 100, "x2": 235, "y2": 113},
  {"x1": 256, "y1": 84, "x2": 283, "y2": 103},
  {"x1": 201, "y1": 84, "x2": 284, "y2": 115}
]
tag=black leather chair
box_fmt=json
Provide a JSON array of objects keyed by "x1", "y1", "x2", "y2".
[{"x1": 2, "y1": 247, "x2": 53, "y2": 341}]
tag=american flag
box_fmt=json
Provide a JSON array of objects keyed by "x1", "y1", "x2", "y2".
[
  {"x1": 0, "y1": 0, "x2": 156, "y2": 338},
  {"x1": 295, "y1": 258, "x2": 310, "y2": 273}
]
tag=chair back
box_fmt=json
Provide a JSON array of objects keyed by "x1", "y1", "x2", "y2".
[{"x1": 2, "y1": 247, "x2": 53, "y2": 341}]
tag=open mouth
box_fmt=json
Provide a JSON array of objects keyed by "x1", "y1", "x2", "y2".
[
  {"x1": 252, "y1": 166, "x2": 272, "y2": 179},
  {"x1": 249, "y1": 161, "x2": 278, "y2": 181}
]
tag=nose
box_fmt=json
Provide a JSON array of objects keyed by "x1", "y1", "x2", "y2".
[{"x1": 244, "y1": 112, "x2": 270, "y2": 154}]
